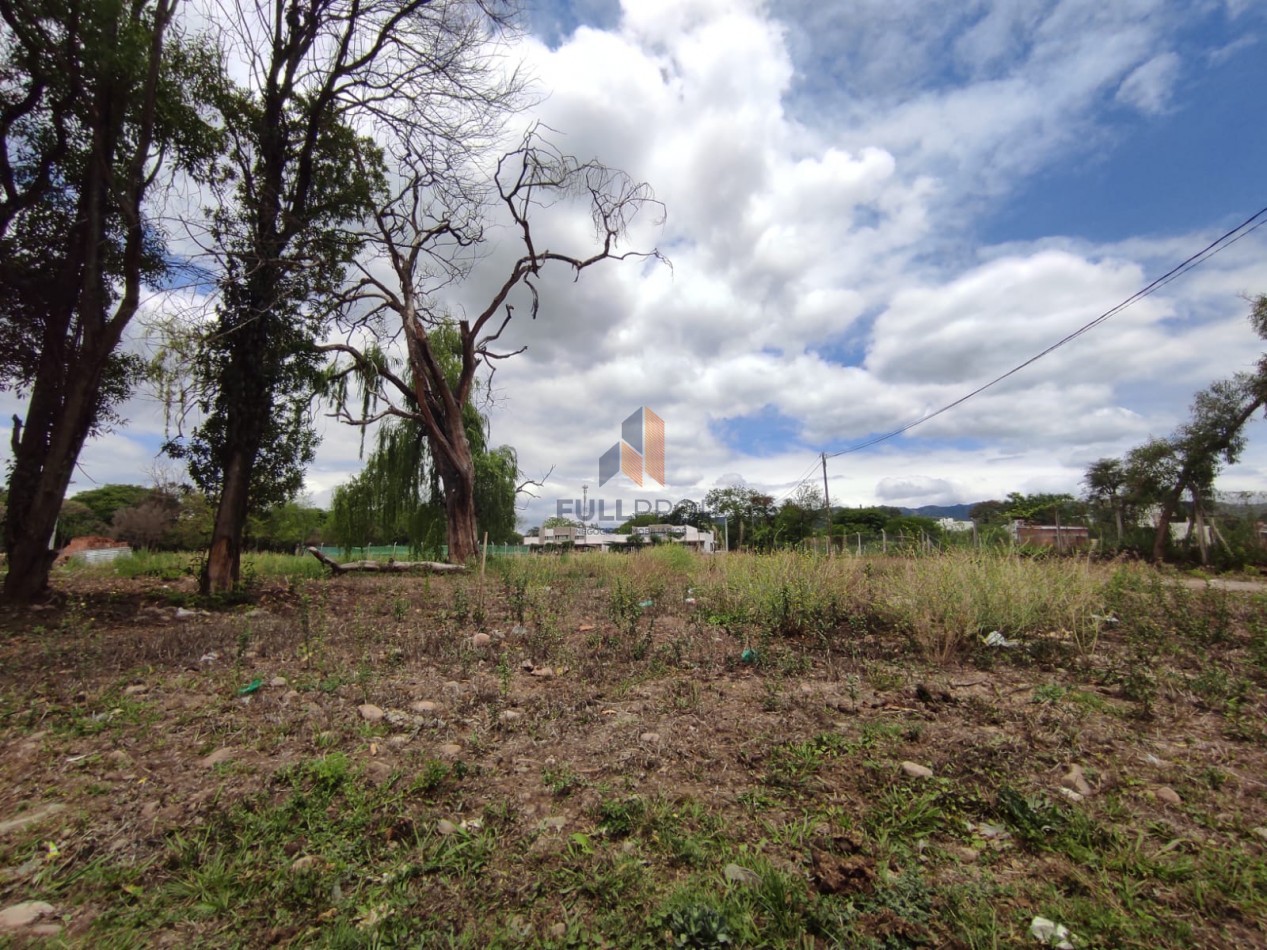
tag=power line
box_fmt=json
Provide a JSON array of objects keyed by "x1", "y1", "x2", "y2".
[{"x1": 825, "y1": 205, "x2": 1267, "y2": 459}]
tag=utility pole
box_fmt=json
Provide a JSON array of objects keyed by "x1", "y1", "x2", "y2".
[{"x1": 821, "y1": 453, "x2": 833, "y2": 556}]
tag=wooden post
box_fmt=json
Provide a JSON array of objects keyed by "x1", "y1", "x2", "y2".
[{"x1": 481, "y1": 531, "x2": 489, "y2": 578}]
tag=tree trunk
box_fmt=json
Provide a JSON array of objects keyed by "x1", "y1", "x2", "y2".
[
  {"x1": 203, "y1": 448, "x2": 254, "y2": 593},
  {"x1": 4, "y1": 347, "x2": 109, "y2": 603},
  {"x1": 432, "y1": 426, "x2": 478, "y2": 563}
]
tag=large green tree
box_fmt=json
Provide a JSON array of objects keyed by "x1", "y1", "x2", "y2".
[{"x1": 0, "y1": 0, "x2": 220, "y2": 601}]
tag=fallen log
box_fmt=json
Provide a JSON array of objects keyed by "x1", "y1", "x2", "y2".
[{"x1": 306, "y1": 546, "x2": 466, "y2": 575}]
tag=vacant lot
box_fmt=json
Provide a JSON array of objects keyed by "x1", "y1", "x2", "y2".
[{"x1": 1, "y1": 550, "x2": 1266, "y2": 948}]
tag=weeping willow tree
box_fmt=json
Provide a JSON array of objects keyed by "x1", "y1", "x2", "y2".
[{"x1": 326, "y1": 326, "x2": 519, "y2": 556}]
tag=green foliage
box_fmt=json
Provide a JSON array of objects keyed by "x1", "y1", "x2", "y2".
[{"x1": 70, "y1": 485, "x2": 152, "y2": 524}]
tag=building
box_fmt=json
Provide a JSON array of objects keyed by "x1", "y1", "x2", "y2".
[
  {"x1": 522, "y1": 523, "x2": 715, "y2": 553},
  {"x1": 1010, "y1": 521, "x2": 1090, "y2": 551}
]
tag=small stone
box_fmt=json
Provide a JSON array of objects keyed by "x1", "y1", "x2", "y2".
[
  {"x1": 530, "y1": 666, "x2": 555, "y2": 679},
  {"x1": 281, "y1": 690, "x2": 301, "y2": 704},
  {"x1": 1061, "y1": 765, "x2": 1092, "y2": 797},
  {"x1": 521, "y1": 661, "x2": 535, "y2": 672},
  {"x1": 0, "y1": 900, "x2": 56, "y2": 931},
  {"x1": 358, "y1": 704, "x2": 385, "y2": 722},
  {"x1": 510, "y1": 625, "x2": 528, "y2": 637},
  {"x1": 107, "y1": 749, "x2": 132, "y2": 767},
  {"x1": 900, "y1": 761, "x2": 933, "y2": 779},
  {"x1": 724, "y1": 863, "x2": 762, "y2": 887},
  {"x1": 1057, "y1": 787, "x2": 1085, "y2": 804},
  {"x1": 200, "y1": 748, "x2": 234, "y2": 768},
  {"x1": 577, "y1": 624, "x2": 595, "y2": 633},
  {"x1": 1155, "y1": 786, "x2": 1182, "y2": 805},
  {"x1": 471, "y1": 633, "x2": 491, "y2": 647},
  {"x1": 436, "y1": 819, "x2": 458, "y2": 836},
  {"x1": 0, "y1": 804, "x2": 67, "y2": 838},
  {"x1": 541, "y1": 816, "x2": 567, "y2": 831},
  {"x1": 548, "y1": 923, "x2": 567, "y2": 939},
  {"x1": 123, "y1": 684, "x2": 148, "y2": 696},
  {"x1": 1251, "y1": 827, "x2": 1267, "y2": 842},
  {"x1": 269, "y1": 676, "x2": 288, "y2": 688},
  {"x1": 499, "y1": 710, "x2": 522, "y2": 722},
  {"x1": 437, "y1": 743, "x2": 462, "y2": 756},
  {"x1": 639, "y1": 732, "x2": 661, "y2": 744},
  {"x1": 410, "y1": 700, "x2": 441, "y2": 714},
  {"x1": 290, "y1": 855, "x2": 324, "y2": 873}
]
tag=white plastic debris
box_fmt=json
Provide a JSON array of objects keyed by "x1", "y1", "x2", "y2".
[
  {"x1": 983, "y1": 631, "x2": 1019, "y2": 648},
  {"x1": 1029, "y1": 916, "x2": 1075, "y2": 948}
]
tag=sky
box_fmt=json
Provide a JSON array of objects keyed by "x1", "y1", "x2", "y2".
[{"x1": 6, "y1": 0, "x2": 1267, "y2": 528}]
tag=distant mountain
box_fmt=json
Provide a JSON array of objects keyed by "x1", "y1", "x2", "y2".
[{"x1": 897, "y1": 503, "x2": 980, "y2": 520}]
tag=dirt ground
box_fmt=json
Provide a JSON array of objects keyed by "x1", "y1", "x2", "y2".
[{"x1": 1, "y1": 566, "x2": 1266, "y2": 947}]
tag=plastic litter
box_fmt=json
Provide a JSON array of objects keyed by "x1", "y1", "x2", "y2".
[
  {"x1": 1029, "y1": 916, "x2": 1075, "y2": 948},
  {"x1": 740, "y1": 647, "x2": 758, "y2": 664},
  {"x1": 237, "y1": 678, "x2": 263, "y2": 695},
  {"x1": 637, "y1": 599, "x2": 654, "y2": 608},
  {"x1": 983, "y1": 631, "x2": 1019, "y2": 648}
]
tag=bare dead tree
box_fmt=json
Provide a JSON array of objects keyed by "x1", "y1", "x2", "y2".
[{"x1": 324, "y1": 126, "x2": 666, "y2": 562}]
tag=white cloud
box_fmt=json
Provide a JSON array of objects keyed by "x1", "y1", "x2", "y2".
[{"x1": 1115, "y1": 51, "x2": 1182, "y2": 114}]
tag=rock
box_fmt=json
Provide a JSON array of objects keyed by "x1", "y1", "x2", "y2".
[
  {"x1": 107, "y1": 749, "x2": 132, "y2": 768},
  {"x1": 1029, "y1": 916, "x2": 1075, "y2": 949},
  {"x1": 269, "y1": 676, "x2": 288, "y2": 688},
  {"x1": 123, "y1": 684, "x2": 148, "y2": 696},
  {"x1": 471, "y1": 633, "x2": 491, "y2": 647},
  {"x1": 530, "y1": 666, "x2": 555, "y2": 679},
  {"x1": 1251, "y1": 827, "x2": 1267, "y2": 843},
  {"x1": 290, "y1": 855, "x2": 324, "y2": 873},
  {"x1": 436, "y1": 819, "x2": 458, "y2": 836},
  {"x1": 1155, "y1": 786, "x2": 1182, "y2": 805},
  {"x1": 577, "y1": 624, "x2": 595, "y2": 633},
  {"x1": 1057, "y1": 787, "x2": 1085, "y2": 804},
  {"x1": 541, "y1": 816, "x2": 567, "y2": 831},
  {"x1": 520, "y1": 661, "x2": 535, "y2": 672},
  {"x1": 0, "y1": 901, "x2": 56, "y2": 932},
  {"x1": 0, "y1": 804, "x2": 67, "y2": 837},
  {"x1": 900, "y1": 761, "x2": 933, "y2": 779},
  {"x1": 410, "y1": 700, "x2": 441, "y2": 714},
  {"x1": 281, "y1": 690, "x2": 301, "y2": 705},
  {"x1": 499, "y1": 710, "x2": 522, "y2": 723},
  {"x1": 639, "y1": 732, "x2": 661, "y2": 744},
  {"x1": 200, "y1": 748, "x2": 234, "y2": 768},
  {"x1": 723, "y1": 863, "x2": 762, "y2": 887},
  {"x1": 1061, "y1": 765, "x2": 1092, "y2": 797},
  {"x1": 358, "y1": 704, "x2": 385, "y2": 722},
  {"x1": 548, "y1": 922, "x2": 567, "y2": 939},
  {"x1": 437, "y1": 743, "x2": 462, "y2": 757},
  {"x1": 510, "y1": 625, "x2": 528, "y2": 637}
]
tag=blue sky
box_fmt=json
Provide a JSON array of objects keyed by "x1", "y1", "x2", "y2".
[{"x1": 7, "y1": 0, "x2": 1265, "y2": 521}]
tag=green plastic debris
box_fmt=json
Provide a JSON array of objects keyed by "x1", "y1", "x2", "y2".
[
  {"x1": 740, "y1": 648, "x2": 758, "y2": 664},
  {"x1": 638, "y1": 599, "x2": 654, "y2": 608},
  {"x1": 237, "y1": 678, "x2": 263, "y2": 695}
]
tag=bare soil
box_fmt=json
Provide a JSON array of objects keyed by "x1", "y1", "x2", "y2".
[{"x1": 0, "y1": 567, "x2": 1265, "y2": 947}]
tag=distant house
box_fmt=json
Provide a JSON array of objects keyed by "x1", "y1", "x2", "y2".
[
  {"x1": 937, "y1": 518, "x2": 974, "y2": 533},
  {"x1": 522, "y1": 523, "x2": 715, "y2": 553},
  {"x1": 1010, "y1": 521, "x2": 1090, "y2": 551}
]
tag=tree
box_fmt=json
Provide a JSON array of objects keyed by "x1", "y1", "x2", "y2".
[
  {"x1": 326, "y1": 125, "x2": 663, "y2": 563},
  {"x1": 666, "y1": 499, "x2": 712, "y2": 531},
  {"x1": 1083, "y1": 458, "x2": 1127, "y2": 543},
  {"x1": 1121, "y1": 297, "x2": 1267, "y2": 562},
  {"x1": 112, "y1": 494, "x2": 179, "y2": 550},
  {"x1": 71, "y1": 484, "x2": 152, "y2": 526},
  {"x1": 968, "y1": 500, "x2": 1009, "y2": 526},
  {"x1": 173, "y1": 0, "x2": 515, "y2": 593},
  {"x1": 703, "y1": 485, "x2": 775, "y2": 549},
  {"x1": 1, "y1": 0, "x2": 221, "y2": 601}
]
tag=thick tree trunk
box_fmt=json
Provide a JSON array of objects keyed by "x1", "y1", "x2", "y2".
[
  {"x1": 4, "y1": 350, "x2": 108, "y2": 603},
  {"x1": 431, "y1": 424, "x2": 478, "y2": 564},
  {"x1": 203, "y1": 448, "x2": 254, "y2": 593}
]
